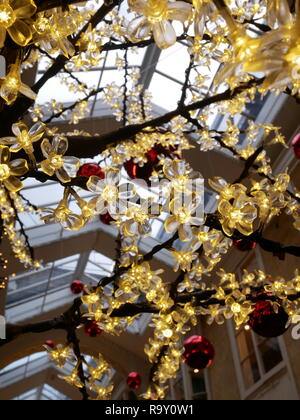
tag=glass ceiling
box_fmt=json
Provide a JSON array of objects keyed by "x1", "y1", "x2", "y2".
[{"x1": 13, "y1": 385, "x2": 70, "y2": 401}]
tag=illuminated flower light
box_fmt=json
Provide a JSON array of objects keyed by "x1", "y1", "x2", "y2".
[
  {"x1": 34, "y1": 9, "x2": 78, "y2": 57},
  {"x1": 209, "y1": 177, "x2": 247, "y2": 200},
  {"x1": 224, "y1": 296, "x2": 253, "y2": 327},
  {"x1": 240, "y1": 4, "x2": 300, "y2": 93},
  {"x1": 0, "y1": 0, "x2": 37, "y2": 47},
  {"x1": 93, "y1": 384, "x2": 114, "y2": 400},
  {"x1": 59, "y1": 363, "x2": 84, "y2": 388},
  {"x1": 127, "y1": 0, "x2": 192, "y2": 49},
  {"x1": 163, "y1": 159, "x2": 202, "y2": 195},
  {"x1": 165, "y1": 195, "x2": 203, "y2": 242},
  {"x1": 0, "y1": 61, "x2": 37, "y2": 105},
  {"x1": 87, "y1": 354, "x2": 111, "y2": 385},
  {"x1": 41, "y1": 191, "x2": 85, "y2": 231},
  {"x1": 122, "y1": 200, "x2": 155, "y2": 237},
  {"x1": 87, "y1": 169, "x2": 136, "y2": 217},
  {"x1": 0, "y1": 145, "x2": 28, "y2": 192},
  {"x1": 171, "y1": 248, "x2": 198, "y2": 272},
  {"x1": 47, "y1": 344, "x2": 72, "y2": 368},
  {"x1": 0, "y1": 122, "x2": 45, "y2": 162},
  {"x1": 266, "y1": 0, "x2": 293, "y2": 29},
  {"x1": 40, "y1": 137, "x2": 80, "y2": 183},
  {"x1": 218, "y1": 194, "x2": 257, "y2": 237}
]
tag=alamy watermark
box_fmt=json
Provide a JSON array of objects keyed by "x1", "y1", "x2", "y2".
[{"x1": 291, "y1": 317, "x2": 300, "y2": 340}]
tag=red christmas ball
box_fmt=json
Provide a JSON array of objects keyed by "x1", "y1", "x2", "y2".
[
  {"x1": 127, "y1": 372, "x2": 142, "y2": 390},
  {"x1": 70, "y1": 280, "x2": 84, "y2": 295},
  {"x1": 77, "y1": 163, "x2": 105, "y2": 178},
  {"x1": 292, "y1": 134, "x2": 300, "y2": 159},
  {"x1": 234, "y1": 239, "x2": 257, "y2": 252},
  {"x1": 99, "y1": 212, "x2": 115, "y2": 225},
  {"x1": 249, "y1": 297, "x2": 289, "y2": 338},
  {"x1": 85, "y1": 321, "x2": 102, "y2": 338},
  {"x1": 124, "y1": 159, "x2": 155, "y2": 183},
  {"x1": 183, "y1": 335, "x2": 215, "y2": 370},
  {"x1": 44, "y1": 340, "x2": 55, "y2": 349}
]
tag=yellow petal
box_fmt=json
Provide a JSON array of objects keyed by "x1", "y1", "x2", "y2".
[
  {"x1": 9, "y1": 158, "x2": 28, "y2": 176},
  {"x1": 13, "y1": 0, "x2": 37, "y2": 19},
  {"x1": 0, "y1": 26, "x2": 6, "y2": 49},
  {"x1": 19, "y1": 82, "x2": 37, "y2": 100},
  {"x1": 8, "y1": 19, "x2": 32, "y2": 46},
  {"x1": 40, "y1": 159, "x2": 55, "y2": 176},
  {"x1": 0, "y1": 145, "x2": 11, "y2": 164},
  {"x1": 3, "y1": 175, "x2": 23, "y2": 192}
]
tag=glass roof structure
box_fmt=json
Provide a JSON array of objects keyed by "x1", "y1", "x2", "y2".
[{"x1": 13, "y1": 385, "x2": 70, "y2": 401}]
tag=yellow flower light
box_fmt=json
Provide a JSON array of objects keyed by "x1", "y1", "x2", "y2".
[
  {"x1": 165, "y1": 195, "x2": 203, "y2": 242},
  {"x1": 41, "y1": 195, "x2": 85, "y2": 231},
  {"x1": 0, "y1": 60, "x2": 37, "y2": 105},
  {"x1": 0, "y1": 121, "x2": 45, "y2": 162},
  {"x1": 40, "y1": 137, "x2": 80, "y2": 183},
  {"x1": 218, "y1": 195, "x2": 257, "y2": 237},
  {"x1": 59, "y1": 363, "x2": 84, "y2": 389},
  {"x1": 128, "y1": 0, "x2": 192, "y2": 49},
  {"x1": 0, "y1": 0, "x2": 37, "y2": 47},
  {"x1": 0, "y1": 145, "x2": 28, "y2": 192},
  {"x1": 87, "y1": 169, "x2": 136, "y2": 217}
]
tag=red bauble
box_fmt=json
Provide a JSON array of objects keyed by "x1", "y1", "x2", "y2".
[
  {"x1": 292, "y1": 134, "x2": 300, "y2": 159},
  {"x1": 44, "y1": 340, "x2": 55, "y2": 349},
  {"x1": 249, "y1": 298, "x2": 289, "y2": 338},
  {"x1": 124, "y1": 159, "x2": 155, "y2": 183},
  {"x1": 234, "y1": 239, "x2": 257, "y2": 252},
  {"x1": 70, "y1": 280, "x2": 84, "y2": 295},
  {"x1": 124, "y1": 145, "x2": 179, "y2": 183},
  {"x1": 99, "y1": 212, "x2": 115, "y2": 225},
  {"x1": 127, "y1": 372, "x2": 142, "y2": 390},
  {"x1": 183, "y1": 335, "x2": 215, "y2": 370},
  {"x1": 77, "y1": 163, "x2": 105, "y2": 178},
  {"x1": 85, "y1": 321, "x2": 102, "y2": 338}
]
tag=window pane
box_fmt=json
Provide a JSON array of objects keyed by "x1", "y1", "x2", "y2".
[
  {"x1": 237, "y1": 329, "x2": 255, "y2": 362},
  {"x1": 191, "y1": 373, "x2": 207, "y2": 401},
  {"x1": 242, "y1": 355, "x2": 261, "y2": 389},
  {"x1": 259, "y1": 338, "x2": 283, "y2": 373}
]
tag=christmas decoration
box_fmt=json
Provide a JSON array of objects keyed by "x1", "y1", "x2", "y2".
[
  {"x1": 70, "y1": 280, "x2": 84, "y2": 295},
  {"x1": 292, "y1": 134, "x2": 300, "y2": 159},
  {"x1": 84, "y1": 321, "x2": 102, "y2": 338},
  {"x1": 183, "y1": 335, "x2": 215, "y2": 370},
  {"x1": 127, "y1": 372, "x2": 142, "y2": 390},
  {"x1": 99, "y1": 212, "x2": 115, "y2": 225},
  {"x1": 233, "y1": 239, "x2": 257, "y2": 252},
  {"x1": 44, "y1": 340, "x2": 55, "y2": 349},
  {"x1": 124, "y1": 145, "x2": 177, "y2": 183},
  {"x1": 249, "y1": 297, "x2": 289, "y2": 338},
  {"x1": 77, "y1": 163, "x2": 105, "y2": 179}
]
